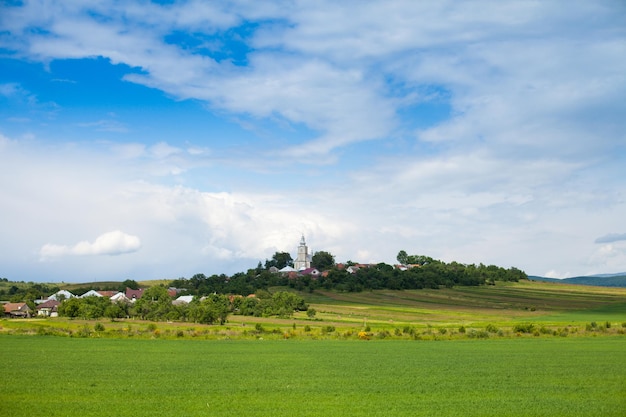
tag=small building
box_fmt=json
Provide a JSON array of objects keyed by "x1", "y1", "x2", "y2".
[
  {"x1": 125, "y1": 288, "x2": 144, "y2": 302},
  {"x1": 299, "y1": 267, "x2": 321, "y2": 277},
  {"x1": 80, "y1": 290, "x2": 103, "y2": 298},
  {"x1": 36, "y1": 300, "x2": 60, "y2": 317},
  {"x1": 279, "y1": 266, "x2": 296, "y2": 274},
  {"x1": 48, "y1": 290, "x2": 75, "y2": 301},
  {"x1": 173, "y1": 295, "x2": 194, "y2": 305},
  {"x1": 97, "y1": 291, "x2": 120, "y2": 298},
  {"x1": 4, "y1": 302, "x2": 31, "y2": 318},
  {"x1": 110, "y1": 292, "x2": 130, "y2": 303}
]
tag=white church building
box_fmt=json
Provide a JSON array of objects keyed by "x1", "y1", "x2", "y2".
[{"x1": 293, "y1": 235, "x2": 312, "y2": 271}]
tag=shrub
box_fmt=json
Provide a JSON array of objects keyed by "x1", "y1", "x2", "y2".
[
  {"x1": 486, "y1": 324, "x2": 499, "y2": 333},
  {"x1": 402, "y1": 325, "x2": 414, "y2": 335},
  {"x1": 77, "y1": 324, "x2": 92, "y2": 338},
  {"x1": 467, "y1": 330, "x2": 489, "y2": 339},
  {"x1": 376, "y1": 330, "x2": 391, "y2": 339},
  {"x1": 513, "y1": 323, "x2": 535, "y2": 333},
  {"x1": 146, "y1": 323, "x2": 157, "y2": 332},
  {"x1": 321, "y1": 325, "x2": 335, "y2": 334},
  {"x1": 94, "y1": 322, "x2": 105, "y2": 332},
  {"x1": 306, "y1": 308, "x2": 316, "y2": 318},
  {"x1": 438, "y1": 328, "x2": 447, "y2": 335},
  {"x1": 304, "y1": 325, "x2": 311, "y2": 332},
  {"x1": 458, "y1": 326, "x2": 466, "y2": 333},
  {"x1": 255, "y1": 323, "x2": 265, "y2": 333}
]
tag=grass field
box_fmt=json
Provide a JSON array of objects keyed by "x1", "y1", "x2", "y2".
[{"x1": 1, "y1": 335, "x2": 625, "y2": 416}]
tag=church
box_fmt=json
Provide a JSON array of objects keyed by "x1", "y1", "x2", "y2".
[{"x1": 293, "y1": 235, "x2": 312, "y2": 271}]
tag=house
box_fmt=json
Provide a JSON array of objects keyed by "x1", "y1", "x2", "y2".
[
  {"x1": 48, "y1": 290, "x2": 75, "y2": 301},
  {"x1": 125, "y1": 288, "x2": 144, "y2": 302},
  {"x1": 110, "y1": 292, "x2": 130, "y2": 303},
  {"x1": 4, "y1": 302, "x2": 31, "y2": 318},
  {"x1": 299, "y1": 267, "x2": 321, "y2": 277},
  {"x1": 347, "y1": 265, "x2": 360, "y2": 274},
  {"x1": 80, "y1": 290, "x2": 103, "y2": 298},
  {"x1": 279, "y1": 266, "x2": 296, "y2": 273},
  {"x1": 36, "y1": 300, "x2": 60, "y2": 317},
  {"x1": 173, "y1": 295, "x2": 194, "y2": 305},
  {"x1": 97, "y1": 291, "x2": 120, "y2": 297}
]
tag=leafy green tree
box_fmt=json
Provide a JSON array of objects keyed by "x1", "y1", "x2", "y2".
[
  {"x1": 311, "y1": 251, "x2": 335, "y2": 270},
  {"x1": 58, "y1": 297, "x2": 82, "y2": 318},
  {"x1": 397, "y1": 250, "x2": 409, "y2": 265},
  {"x1": 119, "y1": 279, "x2": 139, "y2": 291},
  {"x1": 265, "y1": 252, "x2": 294, "y2": 269}
]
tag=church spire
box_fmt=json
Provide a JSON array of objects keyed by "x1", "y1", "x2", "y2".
[{"x1": 294, "y1": 235, "x2": 311, "y2": 270}]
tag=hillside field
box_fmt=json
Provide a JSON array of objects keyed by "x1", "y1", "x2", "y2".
[{"x1": 2, "y1": 280, "x2": 626, "y2": 339}]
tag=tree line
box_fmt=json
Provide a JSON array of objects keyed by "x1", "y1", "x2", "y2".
[{"x1": 57, "y1": 287, "x2": 308, "y2": 324}]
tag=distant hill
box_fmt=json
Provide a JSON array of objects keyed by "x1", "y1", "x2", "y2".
[{"x1": 529, "y1": 273, "x2": 626, "y2": 287}]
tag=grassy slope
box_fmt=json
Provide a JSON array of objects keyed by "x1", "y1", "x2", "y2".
[
  {"x1": 2, "y1": 280, "x2": 625, "y2": 339},
  {"x1": 300, "y1": 280, "x2": 626, "y2": 328}
]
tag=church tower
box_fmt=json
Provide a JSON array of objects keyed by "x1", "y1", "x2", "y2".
[{"x1": 294, "y1": 235, "x2": 311, "y2": 270}]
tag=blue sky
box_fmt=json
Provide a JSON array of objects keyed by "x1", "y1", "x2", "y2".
[{"x1": 1, "y1": 1, "x2": 625, "y2": 283}]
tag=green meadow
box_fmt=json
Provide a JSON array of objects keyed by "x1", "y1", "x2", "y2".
[
  {"x1": 2, "y1": 281, "x2": 626, "y2": 415},
  {"x1": 1, "y1": 335, "x2": 625, "y2": 416}
]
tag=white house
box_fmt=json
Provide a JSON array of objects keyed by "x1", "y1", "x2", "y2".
[
  {"x1": 80, "y1": 290, "x2": 103, "y2": 298},
  {"x1": 173, "y1": 295, "x2": 194, "y2": 304},
  {"x1": 48, "y1": 290, "x2": 75, "y2": 301}
]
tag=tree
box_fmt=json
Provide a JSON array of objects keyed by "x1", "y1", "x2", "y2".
[
  {"x1": 397, "y1": 250, "x2": 409, "y2": 265},
  {"x1": 265, "y1": 252, "x2": 294, "y2": 269},
  {"x1": 119, "y1": 279, "x2": 139, "y2": 291},
  {"x1": 311, "y1": 251, "x2": 335, "y2": 270}
]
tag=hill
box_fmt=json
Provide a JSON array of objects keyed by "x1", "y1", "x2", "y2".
[{"x1": 529, "y1": 273, "x2": 626, "y2": 287}]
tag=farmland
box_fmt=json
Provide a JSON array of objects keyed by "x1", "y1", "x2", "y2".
[
  {"x1": 2, "y1": 281, "x2": 626, "y2": 416},
  {"x1": 1, "y1": 335, "x2": 625, "y2": 416},
  {"x1": 2, "y1": 280, "x2": 626, "y2": 339}
]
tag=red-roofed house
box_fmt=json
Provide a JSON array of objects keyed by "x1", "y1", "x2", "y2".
[
  {"x1": 36, "y1": 300, "x2": 60, "y2": 317},
  {"x1": 125, "y1": 288, "x2": 144, "y2": 301},
  {"x1": 3, "y1": 302, "x2": 31, "y2": 318},
  {"x1": 299, "y1": 267, "x2": 321, "y2": 277}
]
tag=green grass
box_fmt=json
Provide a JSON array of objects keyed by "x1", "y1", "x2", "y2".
[{"x1": 1, "y1": 335, "x2": 625, "y2": 416}]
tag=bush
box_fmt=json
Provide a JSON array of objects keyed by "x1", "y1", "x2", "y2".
[
  {"x1": 467, "y1": 330, "x2": 489, "y2": 339},
  {"x1": 94, "y1": 322, "x2": 105, "y2": 332},
  {"x1": 458, "y1": 326, "x2": 466, "y2": 333},
  {"x1": 321, "y1": 325, "x2": 335, "y2": 334},
  {"x1": 514, "y1": 323, "x2": 535, "y2": 333},
  {"x1": 486, "y1": 324, "x2": 499, "y2": 333},
  {"x1": 304, "y1": 325, "x2": 311, "y2": 332}
]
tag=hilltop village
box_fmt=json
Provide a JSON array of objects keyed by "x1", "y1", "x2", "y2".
[{"x1": 2, "y1": 235, "x2": 527, "y2": 323}]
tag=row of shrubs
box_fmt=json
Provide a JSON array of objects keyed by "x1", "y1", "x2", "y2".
[{"x1": 9, "y1": 320, "x2": 626, "y2": 340}]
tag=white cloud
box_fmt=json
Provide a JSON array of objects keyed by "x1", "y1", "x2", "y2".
[
  {"x1": 1, "y1": 1, "x2": 625, "y2": 281},
  {"x1": 40, "y1": 230, "x2": 141, "y2": 259}
]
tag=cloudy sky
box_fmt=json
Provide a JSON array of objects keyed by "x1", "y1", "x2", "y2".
[{"x1": 1, "y1": 1, "x2": 625, "y2": 283}]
